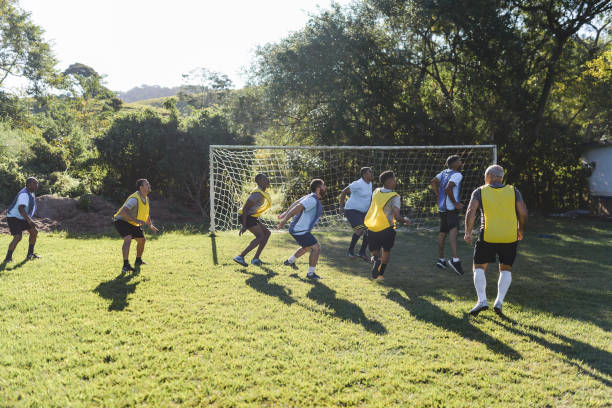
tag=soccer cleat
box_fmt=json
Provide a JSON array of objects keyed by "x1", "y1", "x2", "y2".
[
  {"x1": 26, "y1": 253, "x2": 41, "y2": 261},
  {"x1": 306, "y1": 272, "x2": 321, "y2": 280},
  {"x1": 493, "y1": 302, "x2": 503, "y2": 316},
  {"x1": 251, "y1": 258, "x2": 263, "y2": 266},
  {"x1": 469, "y1": 302, "x2": 489, "y2": 316},
  {"x1": 2, "y1": 257, "x2": 13, "y2": 263},
  {"x1": 135, "y1": 259, "x2": 147, "y2": 266},
  {"x1": 435, "y1": 259, "x2": 448, "y2": 269},
  {"x1": 375, "y1": 274, "x2": 384, "y2": 282},
  {"x1": 447, "y1": 260, "x2": 464, "y2": 275},
  {"x1": 347, "y1": 250, "x2": 357, "y2": 258},
  {"x1": 371, "y1": 258, "x2": 381, "y2": 279},
  {"x1": 233, "y1": 255, "x2": 248, "y2": 267},
  {"x1": 122, "y1": 264, "x2": 136, "y2": 273},
  {"x1": 284, "y1": 259, "x2": 298, "y2": 270}
]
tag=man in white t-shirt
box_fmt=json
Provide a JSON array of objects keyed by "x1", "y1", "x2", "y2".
[
  {"x1": 277, "y1": 179, "x2": 326, "y2": 280},
  {"x1": 339, "y1": 167, "x2": 373, "y2": 260},
  {"x1": 3, "y1": 177, "x2": 40, "y2": 263},
  {"x1": 431, "y1": 155, "x2": 464, "y2": 275}
]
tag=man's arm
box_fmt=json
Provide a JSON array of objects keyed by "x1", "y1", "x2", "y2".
[
  {"x1": 445, "y1": 181, "x2": 464, "y2": 210},
  {"x1": 463, "y1": 197, "x2": 480, "y2": 246},
  {"x1": 17, "y1": 205, "x2": 36, "y2": 229},
  {"x1": 146, "y1": 216, "x2": 159, "y2": 233},
  {"x1": 391, "y1": 204, "x2": 410, "y2": 226},
  {"x1": 338, "y1": 186, "x2": 350, "y2": 214},
  {"x1": 516, "y1": 200, "x2": 528, "y2": 241},
  {"x1": 277, "y1": 198, "x2": 302, "y2": 220},
  {"x1": 119, "y1": 207, "x2": 145, "y2": 226},
  {"x1": 277, "y1": 203, "x2": 305, "y2": 229},
  {"x1": 430, "y1": 177, "x2": 440, "y2": 198}
]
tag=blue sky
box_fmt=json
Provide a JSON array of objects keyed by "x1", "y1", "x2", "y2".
[{"x1": 16, "y1": 0, "x2": 352, "y2": 91}]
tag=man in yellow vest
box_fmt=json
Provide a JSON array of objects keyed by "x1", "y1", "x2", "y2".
[
  {"x1": 364, "y1": 171, "x2": 410, "y2": 281},
  {"x1": 113, "y1": 179, "x2": 158, "y2": 273},
  {"x1": 233, "y1": 174, "x2": 272, "y2": 267},
  {"x1": 464, "y1": 165, "x2": 528, "y2": 316}
]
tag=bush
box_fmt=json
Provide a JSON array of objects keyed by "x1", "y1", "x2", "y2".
[
  {"x1": 0, "y1": 159, "x2": 26, "y2": 205},
  {"x1": 49, "y1": 172, "x2": 90, "y2": 198}
]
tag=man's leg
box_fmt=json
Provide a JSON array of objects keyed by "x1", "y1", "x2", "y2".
[
  {"x1": 469, "y1": 263, "x2": 489, "y2": 315},
  {"x1": 253, "y1": 224, "x2": 271, "y2": 260},
  {"x1": 239, "y1": 225, "x2": 264, "y2": 258},
  {"x1": 135, "y1": 237, "x2": 146, "y2": 258},
  {"x1": 26, "y1": 228, "x2": 39, "y2": 259},
  {"x1": 5, "y1": 233, "x2": 22, "y2": 261},
  {"x1": 358, "y1": 230, "x2": 369, "y2": 259},
  {"x1": 307, "y1": 242, "x2": 321, "y2": 278},
  {"x1": 449, "y1": 227, "x2": 458, "y2": 259},
  {"x1": 494, "y1": 264, "x2": 513, "y2": 314},
  {"x1": 348, "y1": 228, "x2": 363, "y2": 255},
  {"x1": 375, "y1": 248, "x2": 391, "y2": 280}
]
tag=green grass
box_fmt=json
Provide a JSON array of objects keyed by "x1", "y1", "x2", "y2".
[{"x1": 0, "y1": 218, "x2": 610, "y2": 407}]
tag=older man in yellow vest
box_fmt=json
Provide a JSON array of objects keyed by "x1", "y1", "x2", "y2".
[
  {"x1": 113, "y1": 179, "x2": 158, "y2": 273},
  {"x1": 233, "y1": 174, "x2": 272, "y2": 267},
  {"x1": 464, "y1": 165, "x2": 528, "y2": 316},
  {"x1": 364, "y1": 170, "x2": 410, "y2": 281}
]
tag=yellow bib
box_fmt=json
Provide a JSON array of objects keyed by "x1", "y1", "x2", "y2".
[
  {"x1": 482, "y1": 185, "x2": 517, "y2": 243},
  {"x1": 364, "y1": 189, "x2": 399, "y2": 232},
  {"x1": 238, "y1": 188, "x2": 271, "y2": 218},
  {"x1": 114, "y1": 192, "x2": 150, "y2": 226}
]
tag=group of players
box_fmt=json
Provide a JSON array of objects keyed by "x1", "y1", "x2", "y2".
[
  {"x1": 231, "y1": 155, "x2": 528, "y2": 316},
  {"x1": 2, "y1": 154, "x2": 527, "y2": 316}
]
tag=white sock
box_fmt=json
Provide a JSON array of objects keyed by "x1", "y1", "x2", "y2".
[
  {"x1": 307, "y1": 266, "x2": 316, "y2": 274},
  {"x1": 473, "y1": 268, "x2": 487, "y2": 303},
  {"x1": 288, "y1": 255, "x2": 296, "y2": 263},
  {"x1": 495, "y1": 270, "x2": 512, "y2": 305},
  {"x1": 452, "y1": 257, "x2": 459, "y2": 262}
]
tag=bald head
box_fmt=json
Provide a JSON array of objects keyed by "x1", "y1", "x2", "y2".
[{"x1": 485, "y1": 165, "x2": 504, "y2": 183}]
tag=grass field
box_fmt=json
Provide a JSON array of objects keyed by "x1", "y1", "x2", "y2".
[{"x1": 0, "y1": 217, "x2": 610, "y2": 407}]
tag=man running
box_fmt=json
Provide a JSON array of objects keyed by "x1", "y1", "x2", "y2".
[
  {"x1": 113, "y1": 179, "x2": 158, "y2": 273},
  {"x1": 4, "y1": 177, "x2": 41, "y2": 263},
  {"x1": 277, "y1": 179, "x2": 326, "y2": 280},
  {"x1": 233, "y1": 173, "x2": 272, "y2": 267},
  {"x1": 339, "y1": 167, "x2": 373, "y2": 261},
  {"x1": 464, "y1": 165, "x2": 528, "y2": 316},
  {"x1": 431, "y1": 155, "x2": 464, "y2": 275}
]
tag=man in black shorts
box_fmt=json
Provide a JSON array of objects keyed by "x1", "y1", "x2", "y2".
[
  {"x1": 3, "y1": 177, "x2": 40, "y2": 263},
  {"x1": 464, "y1": 165, "x2": 528, "y2": 316},
  {"x1": 339, "y1": 167, "x2": 373, "y2": 260},
  {"x1": 113, "y1": 179, "x2": 158, "y2": 273}
]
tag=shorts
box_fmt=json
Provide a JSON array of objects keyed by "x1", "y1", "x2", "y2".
[
  {"x1": 290, "y1": 232, "x2": 318, "y2": 248},
  {"x1": 7, "y1": 217, "x2": 31, "y2": 236},
  {"x1": 473, "y1": 239, "x2": 518, "y2": 266},
  {"x1": 368, "y1": 227, "x2": 396, "y2": 251},
  {"x1": 237, "y1": 214, "x2": 259, "y2": 229},
  {"x1": 439, "y1": 210, "x2": 459, "y2": 233},
  {"x1": 114, "y1": 219, "x2": 145, "y2": 238},
  {"x1": 344, "y1": 209, "x2": 367, "y2": 231}
]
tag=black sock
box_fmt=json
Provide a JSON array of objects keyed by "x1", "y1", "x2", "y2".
[
  {"x1": 378, "y1": 263, "x2": 387, "y2": 276},
  {"x1": 349, "y1": 233, "x2": 360, "y2": 253},
  {"x1": 359, "y1": 233, "x2": 368, "y2": 255},
  {"x1": 5, "y1": 249, "x2": 13, "y2": 259},
  {"x1": 123, "y1": 259, "x2": 130, "y2": 267},
  {"x1": 136, "y1": 257, "x2": 142, "y2": 263},
  {"x1": 27, "y1": 244, "x2": 34, "y2": 255}
]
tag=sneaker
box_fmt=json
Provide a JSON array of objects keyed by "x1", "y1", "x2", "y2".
[
  {"x1": 233, "y1": 255, "x2": 248, "y2": 267},
  {"x1": 2, "y1": 257, "x2": 12, "y2": 263},
  {"x1": 135, "y1": 259, "x2": 147, "y2": 266},
  {"x1": 347, "y1": 250, "x2": 357, "y2": 258},
  {"x1": 284, "y1": 259, "x2": 298, "y2": 270},
  {"x1": 469, "y1": 302, "x2": 489, "y2": 316},
  {"x1": 306, "y1": 272, "x2": 321, "y2": 280},
  {"x1": 122, "y1": 264, "x2": 135, "y2": 273},
  {"x1": 251, "y1": 258, "x2": 263, "y2": 266},
  {"x1": 371, "y1": 258, "x2": 381, "y2": 279},
  {"x1": 375, "y1": 274, "x2": 384, "y2": 282},
  {"x1": 447, "y1": 260, "x2": 464, "y2": 275},
  {"x1": 26, "y1": 253, "x2": 41, "y2": 261},
  {"x1": 435, "y1": 259, "x2": 448, "y2": 269},
  {"x1": 493, "y1": 301, "x2": 503, "y2": 316}
]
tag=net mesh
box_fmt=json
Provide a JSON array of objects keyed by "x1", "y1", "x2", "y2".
[{"x1": 210, "y1": 146, "x2": 496, "y2": 232}]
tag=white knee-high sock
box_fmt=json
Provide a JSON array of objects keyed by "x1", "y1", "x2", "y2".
[
  {"x1": 495, "y1": 270, "x2": 512, "y2": 305},
  {"x1": 473, "y1": 268, "x2": 487, "y2": 303}
]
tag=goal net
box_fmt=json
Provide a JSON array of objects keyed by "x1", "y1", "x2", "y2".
[{"x1": 209, "y1": 145, "x2": 496, "y2": 233}]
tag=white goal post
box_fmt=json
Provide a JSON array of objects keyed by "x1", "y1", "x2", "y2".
[{"x1": 209, "y1": 145, "x2": 497, "y2": 233}]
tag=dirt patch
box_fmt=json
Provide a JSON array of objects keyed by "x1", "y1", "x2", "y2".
[{"x1": 0, "y1": 194, "x2": 203, "y2": 235}]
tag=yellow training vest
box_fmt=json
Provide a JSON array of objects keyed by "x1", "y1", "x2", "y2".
[
  {"x1": 114, "y1": 192, "x2": 150, "y2": 226},
  {"x1": 481, "y1": 185, "x2": 517, "y2": 243},
  {"x1": 238, "y1": 188, "x2": 271, "y2": 218},
  {"x1": 364, "y1": 188, "x2": 400, "y2": 232}
]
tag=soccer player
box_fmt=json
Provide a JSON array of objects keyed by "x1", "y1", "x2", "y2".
[
  {"x1": 364, "y1": 171, "x2": 410, "y2": 281},
  {"x1": 3, "y1": 177, "x2": 41, "y2": 263},
  {"x1": 431, "y1": 155, "x2": 464, "y2": 275},
  {"x1": 113, "y1": 179, "x2": 159, "y2": 273},
  {"x1": 277, "y1": 179, "x2": 326, "y2": 280},
  {"x1": 339, "y1": 167, "x2": 373, "y2": 260},
  {"x1": 233, "y1": 173, "x2": 272, "y2": 267},
  {"x1": 464, "y1": 165, "x2": 528, "y2": 316}
]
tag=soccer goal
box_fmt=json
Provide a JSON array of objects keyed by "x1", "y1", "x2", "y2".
[{"x1": 209, "y1": 145, "x2": 497, "y2": 233}]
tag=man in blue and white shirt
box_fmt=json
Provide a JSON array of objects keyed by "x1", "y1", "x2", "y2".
[
  {"x1": 4, "y1": 177, "x2": 41, "y2": 263},
  {"x1": 431, "y1": 155, "x2": 464, "y2": 275},
  {"x1": 339, "y1": 167, "x2": 373, "y2": 260},
  {"x1": 277, "y1": 179, "x2": 326, "y2": 280}
]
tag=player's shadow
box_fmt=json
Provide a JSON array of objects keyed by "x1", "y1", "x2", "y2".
[
  {"x1": 94, "y1": 268, "x2": 142, "y2": 311},
  {"x1": 386, "y1": 289, "x2": 521, "y2": 360},
  {"x1": 241, "y1": 266, "x2": 296, "y2": 306},
  {"x1": 0, "y1": 258, "x2": 28, "y2": 273},
  {"x1": 483, "y1": 315, "x2": 612, "y2": 386},
  {"x1": 293, "y1": 274, "x2": 387, "y2": 335}
]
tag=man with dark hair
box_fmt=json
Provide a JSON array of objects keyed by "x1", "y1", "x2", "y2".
[
  {"x1": 339, "y1": 167, "x2": 373, "y2": 260},
  {"x1": 277, "y1": 178, "x2": 326, "y2": 280},
  {"x1": 3, "y1": 177, "x2": 41, "y2": 263},
  {"x1": 431, "y1": 155, "x2": 464, "y2": 275},
  {"x1": 364, "y1": 171, "x2": 410, "y2": 281},
  {"x1": 464, "y1": 165, "x2": 528, "y2": 316},
  {"x1": 233, "y1": 173, "x2": 272, "y2": 267},
  {"x1": 113, "y1": 179, "x2": 158, "y2": 273}
]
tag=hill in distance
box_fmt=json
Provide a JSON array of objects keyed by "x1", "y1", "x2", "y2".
[{"x1": 119, "y1": 84, "x2": 181, "y2": 103}]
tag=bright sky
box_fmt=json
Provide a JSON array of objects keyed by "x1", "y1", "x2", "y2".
[{"x1": 16, "y1": 0, "x2": 352, "y2": 92}]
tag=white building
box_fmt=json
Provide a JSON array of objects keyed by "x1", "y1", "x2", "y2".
[{"x1": 582, "y1": 142, "x2": 612, "y2": 215}]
